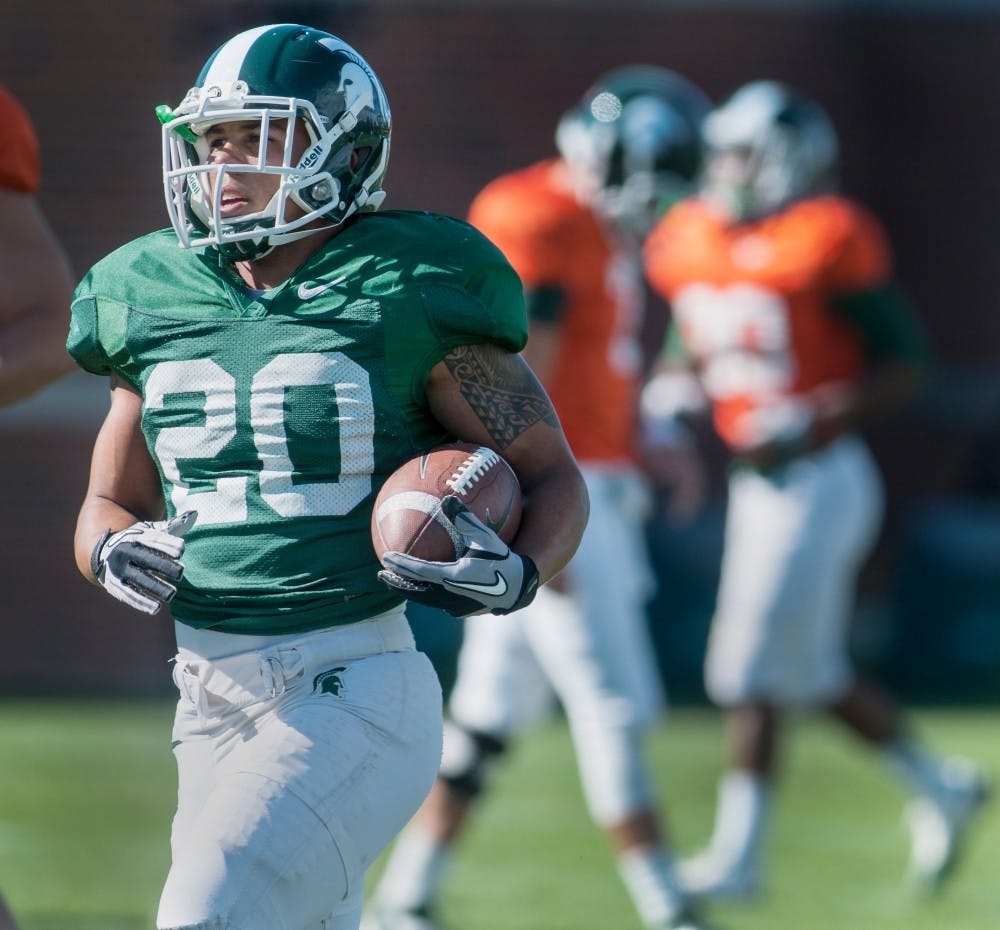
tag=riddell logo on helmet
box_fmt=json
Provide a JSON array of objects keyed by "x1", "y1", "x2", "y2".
[{"x1": 300, "y1": 143, "x2": 325, "y2": 170}]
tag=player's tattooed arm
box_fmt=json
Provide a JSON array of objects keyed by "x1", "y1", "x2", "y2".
[
  {"x1": 434, "y1": 343, "x2": 560, "y2": 451},
  {"x1": 424, "y1": 342, "x2": 588, "y2": 587}
]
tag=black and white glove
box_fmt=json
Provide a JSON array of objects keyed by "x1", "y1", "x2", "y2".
[
  {"x1": 379, "y1": 496, "x2": 539, "y2": 618},
  {"x1": 90, "y1": 511, "x2": 197, "y2": 615}
]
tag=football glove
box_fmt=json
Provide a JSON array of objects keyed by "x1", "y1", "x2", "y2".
[
  {"x1": 379, "y1": 496, "x2": 539, "y2": 618},
  {"x1": 90, "y1": 511, "x2": 197, "y2": 615}
]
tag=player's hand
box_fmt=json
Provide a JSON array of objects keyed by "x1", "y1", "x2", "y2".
[
  {"x1": 378, "y1": 496, "x2": 539, "y2": 618},
  {"x1": 90, "y1": 511, "x2": 197, "y2": 615}
]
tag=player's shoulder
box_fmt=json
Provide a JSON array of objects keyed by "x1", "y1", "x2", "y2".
[
  {"x1": 782, "y1": 195, "x2": 887, "y2": 245},
  {"x1": 473, "y1": 160, "x2": 573, "y2": 212},
  {"x1": 356, "y1": 211, "x2": 528, "y2": 360},
  {"x1": 471, "y1": 159, "x2": 582, "y2": 232},
  {"x1": 0, "y1": 85, "x2": 40, "y2": 193},
  {"x1": 646, "y1": 197, "x2": 718, "y2": 257},
  {"x1": 656, "y1": 197, "x2": 720, "y2": 238},
  {"x1": 666, "y1": 196, "x2": 718, "y2": 226},
  {"x1": 69, "y1": 231, "x2": 169, "y2": 379},
  {"x1": 78, "y1": 229, "x2": 205, "y2": 300},
  {"x1": 86, "y1": 227, "x2": 185, "y2": 269},
  {"x1": 349, "y1": 209, "x2": 514, "y2": 275}
]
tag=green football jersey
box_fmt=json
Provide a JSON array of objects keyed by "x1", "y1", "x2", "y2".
[{"x1": 68, "y1": 210, "x2": 528, "y2": 634}]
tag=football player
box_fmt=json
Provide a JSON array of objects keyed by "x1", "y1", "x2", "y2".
[
  {"x1": 0, "y1": 84, "x2": 76, "y2": 930},
  {"x1": 642, "y1": 80, "x2": 989, "y2": 901},
  {"x1": 0, "y1": 85, "x2": 75, "y2": 405},
  {"x1": 365, "y1": 68, "x2": 718, "y2": 930},
  {"x1": 68, "y1": 24, "x2": 587, "y2": 930}
]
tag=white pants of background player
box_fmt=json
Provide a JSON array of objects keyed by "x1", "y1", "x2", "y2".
[
  {"x1": 705, "y1": 434, "x2": 883, "y2": 706},
  {"x1": 447, "y1": 464, "x2": 663, "y2": 824},
  {"x1": 157, "y1": 608, "x2": 443, "y2": 930}
]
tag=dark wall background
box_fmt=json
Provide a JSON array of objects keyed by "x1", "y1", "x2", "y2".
[{"x1": 1, "y1": 0, "x2": 998, "y2": 700}]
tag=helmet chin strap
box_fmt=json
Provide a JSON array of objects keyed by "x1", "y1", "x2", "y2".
[
  {"x1": 226, "y1": 222, "x2": 337, "y2": 262},
  {"x1": 217, "y1": 180, "x2": 347, "y2": 261}
]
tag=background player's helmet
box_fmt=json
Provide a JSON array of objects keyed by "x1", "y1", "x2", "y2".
[
  {"x1": 701, "y1": 80, "x2": 838, "y2": 223},
  {"x1": 555, "y1": 66, "x2": 711, "y2": 238},
  {"x1": 158, "y1": 23, "x2": 391, "y2": 260}
]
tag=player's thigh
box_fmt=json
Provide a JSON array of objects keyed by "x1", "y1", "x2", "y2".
[
  {"x1": 166, "y1": 696, "x2": 217, "y2": 859},
  {"x1": 159, "y1": 649, "x2": 442, "y2": 930},
  {"x1": 529, "y1": 473, "x2": 663, "y2": 725},
  {"x1": 570, "y1": 468, "x2": 655, "y2": 606},
  {"x1": 707, "y1": 441, "x2": 882, "y2": 704},
  {"x1": 799, "y1": 441, "x2": 883, "y2": 692},
  {"x1": 448, "y1": 611, "x2": 552, "y2": 735}
]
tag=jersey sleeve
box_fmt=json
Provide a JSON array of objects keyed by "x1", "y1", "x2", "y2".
[
  {"x1": 381, "y1": 216, "x2": 529, "y2": 405},
  {"x1": 66, "y1": 293, "x2": 111, "y2": 376},
  {"x1": 418, "y1": 270, "x2": 527, "y2": 353},
  {"x1": 66, "y1": 258, "x2": 138, "y2": 386},
  {"x1": 0, "y1": 87, "x2": 41, "y2": 193},
  {"x1": 821, "y1": 198, "x2": 893, "y2": 294}
]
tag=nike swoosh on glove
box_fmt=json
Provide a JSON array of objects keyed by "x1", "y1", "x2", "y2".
[
  {"x1": 379, "y1": 495, "x2": 539, "y2": 618},
  {"x1": 90, "y1": 511, "x2": 197, "y2": 615}
]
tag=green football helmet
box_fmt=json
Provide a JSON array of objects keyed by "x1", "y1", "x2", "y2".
[
  {"x1": 701, "y1": 80, "x2": 838, "y2": 223},
  {"x1": 555, "y1": 66, "x2": 710, "y2": 238},
  {"x1": 158, "y1": 23, "x2": 391, "y2": 260}
]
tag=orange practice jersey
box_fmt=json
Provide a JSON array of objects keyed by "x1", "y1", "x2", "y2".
[
  {"x1": 0, "y1": 86, "x2": 40, "y2": 193},
  {"x1": 644, "y1": 195, "x2": 892, "y2": 450},
  {"x1": 468, "y1": 159, "x2": 643, "y2": 464}
]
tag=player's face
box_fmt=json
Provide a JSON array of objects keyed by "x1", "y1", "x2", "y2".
[{"x1": 202, "y1": 118, "x2": 311, "y2": 220}]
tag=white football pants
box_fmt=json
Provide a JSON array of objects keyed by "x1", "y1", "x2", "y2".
[
  {"x1": 157, "y1": 608, "x2": 443, "y2": 930},
  {"x1": 705, "y1": 435, "x2": 884, "y2": 706},
  {"x1": 448, "y1": 465, "x2": 664, "y2": 824}
]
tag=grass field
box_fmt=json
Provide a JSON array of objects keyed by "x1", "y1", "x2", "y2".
[{"x1": 0, "y1": 699, "x2": 996, "y2": 930}]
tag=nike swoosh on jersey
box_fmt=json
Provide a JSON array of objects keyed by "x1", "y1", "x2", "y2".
[
  {"x1": 446, "y1": 572, "x2": 508, "y2": 598},
  {"x1": 297, "y1": 276, "x2": 347, "y2": 300}
]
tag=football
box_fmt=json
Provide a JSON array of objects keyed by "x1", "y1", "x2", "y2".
[{"x1": 371, "y1": 443, "x2": 522, "y2": 564}]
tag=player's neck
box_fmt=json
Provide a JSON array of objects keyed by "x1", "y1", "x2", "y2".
[{"x1": 233, "y1": 225, "x2": 339, "y2": 291}]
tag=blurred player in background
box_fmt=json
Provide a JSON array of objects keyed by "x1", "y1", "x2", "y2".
[
  {"x1": 67, "y1": 24, "x2": 586, "y2": 930},
  {"x1": 642, "y1": 79, "x2": 990, "y2": 902},
  {"x1": 366, "y1": 67, "x2": 717, "y2": 930},
  {"x1": 0, "y1": 83, "x2": 76, "y2": 930},
  {"x1": 0, "y1": 85, "x2": 74, "y2": 405}
]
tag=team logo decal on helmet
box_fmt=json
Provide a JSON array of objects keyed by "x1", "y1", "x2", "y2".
[{"x1": 157, "y1": 23, "x2": 391, "y2": 260}]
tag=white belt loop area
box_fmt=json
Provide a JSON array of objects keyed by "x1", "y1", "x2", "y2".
[
  {"x1": 262, "y1": 653, "x2": 291, "y2": 699},
  {"x1": 173, "y1": 608, "x2": 413, "y2": 713}
]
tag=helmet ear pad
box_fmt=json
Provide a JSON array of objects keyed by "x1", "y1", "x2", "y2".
[{"x1": 291, "y1": 136, "x2": 385, "y2": 217}]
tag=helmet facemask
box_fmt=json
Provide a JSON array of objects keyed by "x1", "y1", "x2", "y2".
[{"x1": 160, "y1": 82, "x2": 387, "y2": 260}]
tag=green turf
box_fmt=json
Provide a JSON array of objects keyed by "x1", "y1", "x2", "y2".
[{"x1": 0, "y1": 700, "x2": 996, "y2": 930}]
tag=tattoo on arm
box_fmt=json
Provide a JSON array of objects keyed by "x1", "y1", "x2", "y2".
[{"x1": 444, "y1": 344, "x2": 559, "y2": 449}]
